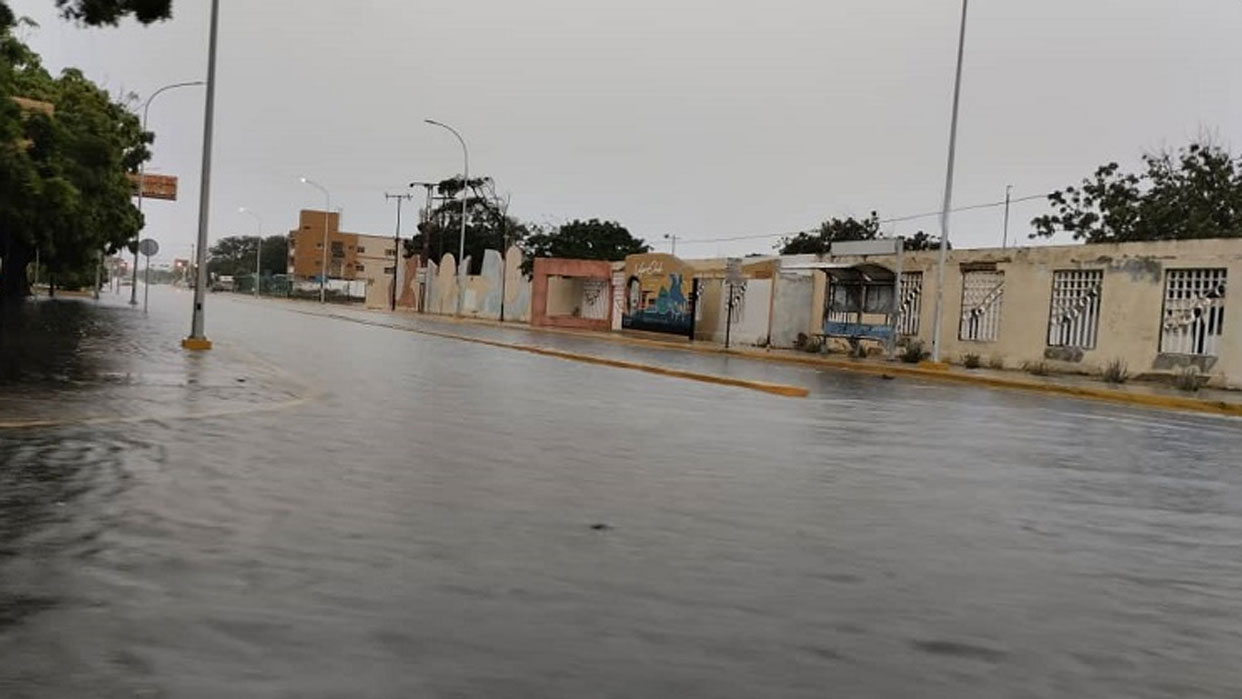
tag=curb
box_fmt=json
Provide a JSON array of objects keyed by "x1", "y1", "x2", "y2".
[{"x1": 244, "y1": 296, "x2": 1242, "y2": 419}]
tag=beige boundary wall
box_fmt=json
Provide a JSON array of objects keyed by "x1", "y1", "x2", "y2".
[
  {"x1": 400, "y1": 239, "x2": 1240, "y2": 389},
  {"x1": 787, "y1": 238, "x2": 1241, "y2": 389}
]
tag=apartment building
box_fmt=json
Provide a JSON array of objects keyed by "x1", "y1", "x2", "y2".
[{"x1": 287, "y1": 210, "x2": 398, "y2": 288}]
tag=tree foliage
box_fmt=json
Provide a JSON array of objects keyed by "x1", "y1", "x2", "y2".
[
  {"x1": 1, "y1": 21, "x2": 147, "y2": 299},
  {"x1": 207, "y1": 235, "x2": 287, "y2": 278},
  {"x1": 521, "y1": 219, "x2": 649, "y2": 275},
  {"x1": 778, "y1": 213, "x2": 881, "y2": 255},
  {"x1": 402, "y1": 176, "x2": 529, "y2": 274},
  {"x1": 777, "y1": 213, "x2": 945, "y2": 254},
  {"x1": 0, "y1": 0, "x2": 172, "y2": 26},
  {"x1": 1032, "y1": 142, "x2": 1242, "y2": 243}
]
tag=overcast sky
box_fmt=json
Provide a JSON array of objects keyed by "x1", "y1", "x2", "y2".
[{"x1": 13, "y1": 0, "x2": 1242, "y2": 262}]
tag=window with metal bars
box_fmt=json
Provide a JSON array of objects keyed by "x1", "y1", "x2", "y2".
[
  {"x1": 1160, "y1": 269, "x2": 1227, "y2": 356},
  {"x1": 1047, "y1": 270, "x2": 1103, "y2": 349},
  {"x1": 898, "y1": 272, "x2": 923, "y2": 336},
  {"x1": 959, "y1": 270, "x2": 1004, "y2": 342}
]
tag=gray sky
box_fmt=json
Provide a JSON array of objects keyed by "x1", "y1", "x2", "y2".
[{"x1": 13, "y1": 0, "x2": 1242, "y2": 262}]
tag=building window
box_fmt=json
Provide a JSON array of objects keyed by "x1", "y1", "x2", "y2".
[
  {"x1": 357, "y1": 246, "x2": 366, "y2": 254},
  {"x1": 386, "y1": 248, "x2": 396, "y2": 257},
  {"x1": 1161, "y1": 268, "x2": 1227, "y2": 356},
  {"x1": 315, "y1": 242, "x2": 323, "y2": 249},
  {"x1": 331, "y1": 242, "x2": 344, "y2": 257},
  {"x1": 1048, "y1": 269, "x2": 1103, "y2": 349},
  {"x1": 355, "y1": 263, "x2": 366, "y2": 272},
  {"x1": 898, "y1": 271, "x2": 923, "y2": 336},
  {"x1": 959, "y1": 270, "x2": 1004, "y2": 342},
  {"x1": 384, "y1": 266, "x2": 396, "y2": 274}
]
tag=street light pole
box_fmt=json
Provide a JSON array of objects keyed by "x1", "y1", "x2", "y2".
[
  {"x1": 664, "y1": 233, "x2": 678, "y2": 256},
  {"x1": 300, "y1": 178, "x2": 332, "y2": 303},
  {"x1": 182, "y1": 0, "x2": 218, "y2": 351},
  {"x1": 239, "y1": 207, "x2": 263, "y2": 297},
  {"x1": 930, "y1": 0, "x2": 969, "y2": 364},
  {"x1": 134, "y1": 79, "x2": 205, "y2": 307},
  {"x1": 425, "y1": 119, "x2": 470, "y2": 316}
]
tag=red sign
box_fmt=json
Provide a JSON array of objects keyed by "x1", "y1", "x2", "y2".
[{"x1": 128, "y1": 173, "x2": 178, "y2": 201}]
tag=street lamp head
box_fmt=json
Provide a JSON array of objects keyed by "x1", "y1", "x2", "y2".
[
  {"x1": 299, "y1": 176, "x2": 308, "y2": 184},
  {"x1": 238, "y1": 206, "x2": 247, "y2": 213}
]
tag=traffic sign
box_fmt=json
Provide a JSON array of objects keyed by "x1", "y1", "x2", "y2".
[{"x1": 138, "y1": 238, "x2": 160, "y2": 258}]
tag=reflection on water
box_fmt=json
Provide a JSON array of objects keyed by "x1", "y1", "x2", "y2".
[{"x1": 2, "y1": 293, "x2": 1241, "y2": 697}]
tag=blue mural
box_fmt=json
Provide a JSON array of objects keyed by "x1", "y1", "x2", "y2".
[{"x1": 621, "y1": 253, "x2": 695, "y2": 336}]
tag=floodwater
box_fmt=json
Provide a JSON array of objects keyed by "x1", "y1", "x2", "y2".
[{"x1": 2, "y1": 288, "x2": 1240, "y2": 698}]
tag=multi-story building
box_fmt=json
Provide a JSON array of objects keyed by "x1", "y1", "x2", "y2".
[{"x1": 287, "y1": 210, "x2": 399, "y2": 288}]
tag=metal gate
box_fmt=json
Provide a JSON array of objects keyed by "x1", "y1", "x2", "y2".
[
  {"x1": 959, "y1": 271, "x2": 1005, "y2": 342},
  {"x1": 1047, "y1": 269, "x2": 1103, "y2": 349},
  {"x1": 1161, "y1": 268, "x2": 1227, "y2": 356},
  {"x1": 898, "y1": 272, "x2": 923, "y2": 336}
]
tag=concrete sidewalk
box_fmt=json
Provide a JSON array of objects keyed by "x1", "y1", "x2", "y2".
[{"x1": 254, "y1": 297, "x2": 1242, "y2": 419}]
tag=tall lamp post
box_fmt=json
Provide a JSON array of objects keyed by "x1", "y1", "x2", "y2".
[
  {"x1": 183, "y1": 0, "x2": 219, "y2": 351},
  {"x1": 133, "y1": 79, "x2": 205, "y2": 306},
  {"x1": 239, "y1": 207, "x2": 263, "y2": 297},
  {"x1": 930, "y1": 0, "x2": 969, "y2": 363},
  {"x1": 300, "y1": 177, "x2": 332, "y2": 303},
  {"x1": 424, "y1": 119, "x2": 469, "y2": 316}
]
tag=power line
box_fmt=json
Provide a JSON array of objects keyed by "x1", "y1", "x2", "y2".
[{"x1": 676, "y1": 191, "x2": 1052, "y2": 246}]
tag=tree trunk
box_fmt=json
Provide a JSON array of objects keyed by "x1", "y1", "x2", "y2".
[{"x1": 0, "y1": 241, "x2": 31, "y2": 302}]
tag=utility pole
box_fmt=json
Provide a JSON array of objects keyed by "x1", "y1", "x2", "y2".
[
  {"x1": 384, "y1": 192, "x2": 415, "y2": 311},
  {"x1": 930, "y1": 0, "x2": 969, "y2": 363},
  {"x1": 1001, "y1": 184, "x2": 1013, "y2": 249},
  {"x1": 664, "y1": 233, "x2": 678, "y2": 256},
  {"x1": 410, "y1": 182, "x2": 437, "y2": 312}
]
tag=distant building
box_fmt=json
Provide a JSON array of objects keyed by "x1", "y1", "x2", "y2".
[{"x1": 287, "y1": 210, "x2": 398, "y2": 288}]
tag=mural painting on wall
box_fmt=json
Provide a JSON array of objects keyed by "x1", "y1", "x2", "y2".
[{"x1": 622, "y1": 253, "x2": 696, "y2": 336}]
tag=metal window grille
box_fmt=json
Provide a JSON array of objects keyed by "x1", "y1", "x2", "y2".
[
  {"x1": 898, "y1": 272, "x2": 923, "y2": 336},
  {"x1": 825, "y1": 281, "x2": 856, "y2": 324},
  {"x1": 959, "y1": 271, "x2": 1005, "y2": 342},
  {"x1": 581, "y1": 279, "x2": 610, "y2": 320},
  {"x1": 1161, "y1": 269, "x2": 1227, "y2": 356},
  {"x1": 1047, "y1": 270, "x2": 1103, "y2": 349}
]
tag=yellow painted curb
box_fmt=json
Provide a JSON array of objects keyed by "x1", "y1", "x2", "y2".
[
  {"x1": 296, "y1": 310, "x2": 809, "y2": 398},
  {"x1": 181, "y1": 337, "x2": 213, "y2": 350},
  {"x1": 256, "y1": 298, "x2": 1242, "y2": 418}
]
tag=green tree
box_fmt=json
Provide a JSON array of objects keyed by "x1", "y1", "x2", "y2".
[
  {"x1": 1, "y1": 21, "x2": 146, "y2": 299},
  {"x1": 207, "y1": 235, "x2": 286, "y2": 277},
  {"x1": 402, "y1": 176, "x2": 529, "y2": 274},
  {"x1": 521, "y1": 219, "x2": 649, "y2": 275},
  {"x1": 778, "y1": 212, "x2": 881, "y2": 255},
  {"x1": 0, "y1": 1, "x2": 172, "y2": 26},
  {"x1": 1032, "y1": 142, "x2": 1242, "y2": 243},
  {"x1": 903, "y1": 230, "x2": 946, "y2": 252}
]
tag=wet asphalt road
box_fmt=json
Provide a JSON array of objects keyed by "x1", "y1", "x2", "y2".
[{"x1": 1, "y1": 288, "x2": 1241, "y2": 698}]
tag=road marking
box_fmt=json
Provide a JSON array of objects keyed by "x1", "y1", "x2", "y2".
[{"x1": 281, "y1": 307, "x2": 809, "y2": 399}]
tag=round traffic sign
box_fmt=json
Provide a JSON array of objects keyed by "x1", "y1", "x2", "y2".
[{"x1": 138, "y1": 238, "x2": 160, "y2": 258}]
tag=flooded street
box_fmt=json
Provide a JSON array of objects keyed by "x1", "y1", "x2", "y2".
[{"x1": 2, "y1": 289, "x2": 1241, "y2": 698}]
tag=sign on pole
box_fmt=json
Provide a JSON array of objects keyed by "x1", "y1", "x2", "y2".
[
  {"x1": 127, "y1": 173, "x2": 179, "y2": 201},
  {"x1": 139, "y1": 238, "x2": 159, "y2": 314}
]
